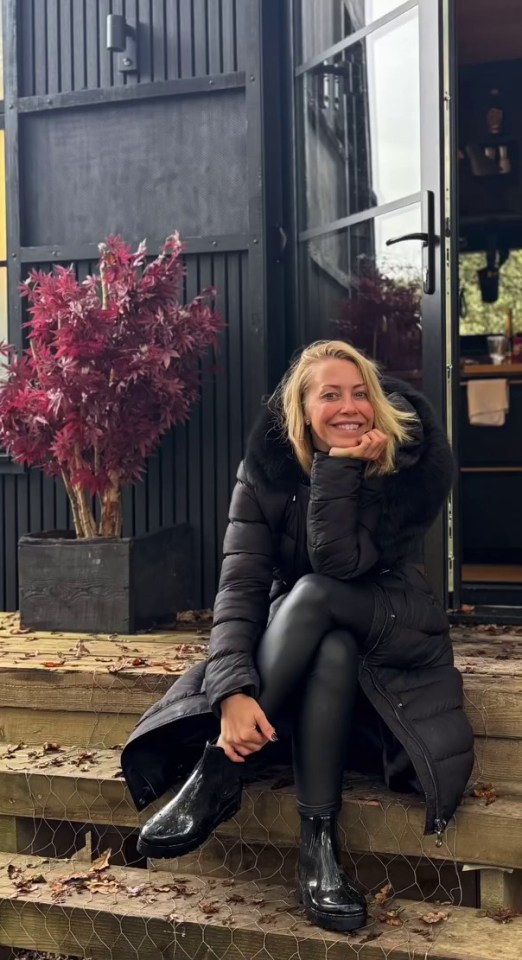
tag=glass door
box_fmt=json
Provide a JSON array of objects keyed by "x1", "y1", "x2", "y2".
[{"x1": 292, "y1": 0, "x2": 454, "y2": 601}]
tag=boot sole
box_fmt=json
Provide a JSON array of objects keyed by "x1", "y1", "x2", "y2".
[
  {"x1": 303, "y1": 904, "x2": 367, "y2": 933},
  {"x1": 136, "y1": 797, "x2": 241, "y2": 860}
]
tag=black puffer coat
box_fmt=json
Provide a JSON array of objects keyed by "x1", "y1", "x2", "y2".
[{"x1": 122, "y1": 378, "x2": 474, "y2": 839}]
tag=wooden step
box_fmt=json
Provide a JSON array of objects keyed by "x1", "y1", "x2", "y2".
[
  {"x1": 0, "y1": 648, "x2": 521, "y2": 746},
  {"x1": 0, "y1": 853, "x2": 519, "y2": 960},
  {"x1": 0, "y1": 746, "x2": 519, "y2": 871},
  {"x1": 0, "y1": 616, "x2": 521, "y2": 745}
]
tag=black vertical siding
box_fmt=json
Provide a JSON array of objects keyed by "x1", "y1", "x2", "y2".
[
  {"x1": 3, "y1": 0, "x2": 275, "y2": 613},
  {"x1": 18, "y1": 0, "x2": 241, "y2": 95}
]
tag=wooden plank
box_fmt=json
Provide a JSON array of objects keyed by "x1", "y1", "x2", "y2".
[
  {"x1": 156, "y1": 834, "x2": 478, "y2": 906},
  {"x1": 0, "y1": 707, "x2": 137, "y2": 748},
  {"x1": 0, "y1": 854, "x2": 520, "y2": 960},
  {"x1": 0, "y1": 749, "x2": 521, "y2": 870},
  {"x1": 150, "y1": 0, "x2": 167, "y2": 81},
  {"x1": 472, "y1": 736, "x2": 522, "y2": 792},
  {"x1": 479, "y1": 868, "x2": 522, "y2": 912},
  {"x1": 464, "y1": 677, "x2": 522, "y2": 738},
  {"x1": 19, "y1": 0, "x2": 35, "y2": 96},
  {"x1": 46, "y1": 0, "x2": 61, "y2": 94}
]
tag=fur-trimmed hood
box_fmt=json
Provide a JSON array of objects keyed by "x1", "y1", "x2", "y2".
[{"x1": 243, "y1": 377, "x2": 454, "y2": 567}]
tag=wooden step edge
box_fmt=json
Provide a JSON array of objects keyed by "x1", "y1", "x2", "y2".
[
  {"x1": 0, "y1": 853, "x2": 519, "y2": 960},
  {"x1": 0, "y1": 748, "x2": 522, "y2": 869}
]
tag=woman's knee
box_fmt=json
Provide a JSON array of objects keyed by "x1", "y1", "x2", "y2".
[
  {"x1": 291, "y1": 573, "x2": 332, "y2": 610},
  {"x1": 318, "y1": 629, "x2": 359, "y2": 671}
]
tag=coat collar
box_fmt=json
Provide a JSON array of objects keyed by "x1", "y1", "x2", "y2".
[{"x1": 244, "y1": 376, "x2": 431, "y2": 492}]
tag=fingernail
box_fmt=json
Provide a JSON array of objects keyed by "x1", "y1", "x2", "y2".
[{"x1": 271, "y1": 733, "x2": 278, "y2": 742}]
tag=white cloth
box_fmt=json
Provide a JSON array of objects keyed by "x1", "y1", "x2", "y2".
[{"x1": 466, "y1": 378, "x2": 509, "y2": 427}]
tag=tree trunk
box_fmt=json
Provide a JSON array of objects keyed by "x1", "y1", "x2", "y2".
[{"x1": 99, "y1": 472, "x2": 122, "y2": 537}]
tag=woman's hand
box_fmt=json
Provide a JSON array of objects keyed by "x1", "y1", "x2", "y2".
[
  {"x1": 218, "y1": 693, "x2": 277, "y2": 763},
  {"x1": 329, "y1": 429, "x2": 389, "y2": 462}
]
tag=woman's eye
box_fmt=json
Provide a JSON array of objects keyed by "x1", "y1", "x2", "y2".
[
  {"x1": 354, "y1": 391, "x2": 368, "y2": 399},
  {"x1": 321, "y1": 392, "x2": 339, "y2": 401}
]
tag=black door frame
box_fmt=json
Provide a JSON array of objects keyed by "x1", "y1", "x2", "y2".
[{"x1": 286, "y1": 0, "x2": 451, "y2": 603}]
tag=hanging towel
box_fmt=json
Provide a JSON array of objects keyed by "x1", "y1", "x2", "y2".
[{"x1": 467, "y1": 378, "x2": 509, "y2": 426}]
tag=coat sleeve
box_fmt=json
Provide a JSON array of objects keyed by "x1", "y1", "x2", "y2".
[
  {"x1": 307, "y1": 453, "x2": 382, "y2": 580},
  {"x1": 204, "y1": 466, "x2": 275, "y2": 714}
]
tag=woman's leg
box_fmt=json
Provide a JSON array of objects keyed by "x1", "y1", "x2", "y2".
[
  {"x1": 293, "y1": 629, "x2": 359, "y2": 814},
  {"x1": 257, "y1": 573, "x2": 374, "y2": 720}
]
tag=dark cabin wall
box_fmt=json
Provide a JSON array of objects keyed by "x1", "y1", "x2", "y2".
[{"x1": 1, "y1": 0, "x2": 287, "y2": 611}]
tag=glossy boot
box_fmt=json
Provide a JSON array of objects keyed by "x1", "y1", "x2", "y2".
[
  {"x1": 298, "y1": 814, "x2": 367, "y2": 932},
  {"x1": 137, "y1": 742, "x2": 242, "y2": 859}
]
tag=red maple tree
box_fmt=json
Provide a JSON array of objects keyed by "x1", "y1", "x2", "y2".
[{"x1": 0, "y1": 234, "x2": 221, "y2": 538}]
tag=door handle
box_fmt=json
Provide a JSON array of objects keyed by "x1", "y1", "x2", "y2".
[{"x1": 385, "y1": 190, "x2": 436, "y2": 294}]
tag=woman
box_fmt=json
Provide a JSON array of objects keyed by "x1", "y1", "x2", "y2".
[{"x1": 121, "y1": 340, "x2": 474, "y2": 934}]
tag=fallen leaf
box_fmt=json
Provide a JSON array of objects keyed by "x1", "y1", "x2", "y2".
[
  {"x1": 358, "y1": 932, "x2": 383, "y2": 944},
  {"x1": 472, "y1": 783, "x2": 498, "y2": 805},
  {"x1": 421, "y1": 910, "x2": 449, "y2": 924},
  {"x1": 41, "y1": 660, "x2": 65, "y2": 668},
  {"x1": 486, "y1": 906, "x2": 520, "y2": 923},
  {"x1": 378, "y1": 909, "x2": 404, "y2": 927},
  {"x1": 132, "y1": 657, "x2": 146, "y2": 667},
  {"x1": 43, "y1": 742, "x2": 62, "y2": 753},
  {"x1": 460, "y1": 604, "x2": 475, "y2": 613},
  {"x1": 4, "y1": 742, "x2": 26, "y2": 757},
  {"x1": 200, "y1": 899, "x2": 220, "y2": 915},
  {"x1": 91, "y1": 849, "x2": 112, "y2": 872},
  {"x1": 227, "y1": 893, "x2": 245, "y2": 903},
  {"x1": 374, "y1": 882, "x2": 393, "y2": 905}
]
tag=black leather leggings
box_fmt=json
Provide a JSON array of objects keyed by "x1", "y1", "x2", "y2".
[{"x1": 256, "y1": 573, "x2": 376, "y2": 815}]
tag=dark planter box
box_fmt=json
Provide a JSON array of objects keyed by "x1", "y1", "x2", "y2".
[{"x1": 18, "y1": 525, "x2": 193, "y2": 634}]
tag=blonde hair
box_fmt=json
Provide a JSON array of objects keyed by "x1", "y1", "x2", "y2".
[{"x1": 273, "y1": 340, "x2": 416, "y2": 477}]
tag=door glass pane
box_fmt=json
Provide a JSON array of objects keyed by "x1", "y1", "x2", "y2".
[
  {"x1": 300, "y1": 204, "x2": 423, "y2": 384},
  {"x1": 298, "y1": 9, "x2": 420, "y2": 230},
  {"x1": 298, "y1": 0, "x2": 407, "y2": 64}
]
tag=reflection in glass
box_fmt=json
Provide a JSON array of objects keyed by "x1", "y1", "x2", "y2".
[
  {"x1": 298, "y1": 0, "x2": 406, "y2": 64},
  {"x1": 298, "y1": 10, "x2": 420, "y2": 230},
  {"x1": 300, "y1": 205, "x2": 423, "y2": 383}
]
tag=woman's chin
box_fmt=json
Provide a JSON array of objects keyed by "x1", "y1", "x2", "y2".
[{"x1": 328, "y1": 435, "x2": 361, "y2": 449}]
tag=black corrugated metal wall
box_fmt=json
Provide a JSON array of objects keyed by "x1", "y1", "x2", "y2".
[{"x1": 1, "y1": 0, "x2": 288, "y2": 610}]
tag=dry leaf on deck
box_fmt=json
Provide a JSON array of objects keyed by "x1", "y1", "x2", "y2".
[
  {"x1": 41, "y1": 660, "x2": 65, "y2": 668},
  {"x1": 43, "y1": 742, "x2": 62, "y2": 753},
  {"x1": 486, "y1": 907, "x2": 520, "y2": 923},
  {"x1": 200, "y1": 899, "x2": 220, "y2": 915},
  {"x1": 421, "y1": 910, "x2": 449, "y2": 924},
  {"x1": 374, "y1": 883, "x2": 393, "y2": 905},
  {"x1": 378, "y1": 909, "x2": 404, "y2": 927},
  {"x1": 472, "y1": 783, "x2": 498, "y2": 805},
  {"x1": 90, "y1": 849, "x2": 112, "y2": 872}
]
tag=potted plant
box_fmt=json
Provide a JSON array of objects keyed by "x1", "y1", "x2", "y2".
[{"x1": 0, "y1": 234, "x2": 221, "y2": 634}]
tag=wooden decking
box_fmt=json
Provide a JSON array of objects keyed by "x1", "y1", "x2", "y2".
[{"x1": 0, "y1": 613, "x2": 520, "y2": 958}]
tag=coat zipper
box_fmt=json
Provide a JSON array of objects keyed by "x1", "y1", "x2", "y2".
[{"x1": 363, "y1": 665, "x2": 446, "y2": 846}]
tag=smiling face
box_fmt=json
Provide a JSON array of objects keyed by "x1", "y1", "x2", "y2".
[{"x1": 304, "y1": 357, "x2": 375, "y2": 451}]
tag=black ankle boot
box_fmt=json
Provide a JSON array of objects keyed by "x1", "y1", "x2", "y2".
[
  {"x1": 298, "y1": 814, "x2": 367, "y2": 932},
  {"x1": 137, "y1": 742, "x2": 242, "y2": 859}
]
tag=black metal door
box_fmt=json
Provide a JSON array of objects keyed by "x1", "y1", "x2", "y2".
[
  {"x1": 1, "y1": 0, "x2": 283, "y2": 610},
  {"x1": 291, "y1": 0, "x2": 452, "y2": 601}
]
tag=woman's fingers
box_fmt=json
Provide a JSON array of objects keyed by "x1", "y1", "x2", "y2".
[
  {"x1": 254, "y1": 708, "x2": 277, "y2": 743},
  {"x1": 221, "y1": 742, "x2": 245, "y2": 763}
]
